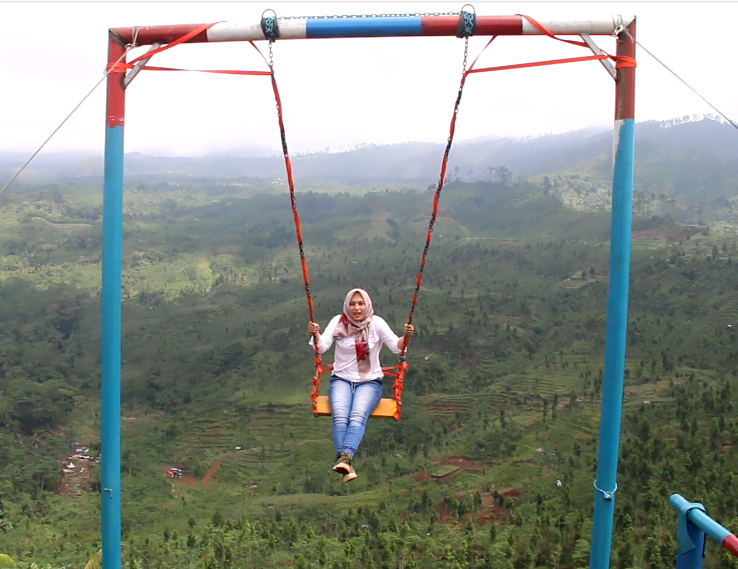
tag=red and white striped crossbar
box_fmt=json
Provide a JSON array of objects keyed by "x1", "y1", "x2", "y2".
[{"x1": 111, "y1": 15, "x2": 634, "y2": 46}]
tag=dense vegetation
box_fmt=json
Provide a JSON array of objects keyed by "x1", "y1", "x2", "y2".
[{"x1": 1, "y1": 174, "x2": 738, "y2": 569}]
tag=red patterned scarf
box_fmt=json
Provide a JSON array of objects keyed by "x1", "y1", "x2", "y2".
[{"x1": 333, "y1": 288, "x2": 374, "y2": 379}]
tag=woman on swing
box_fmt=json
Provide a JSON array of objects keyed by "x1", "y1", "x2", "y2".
[{"x1": 308, "y1": 288, "x2": 414, "y2": 482}]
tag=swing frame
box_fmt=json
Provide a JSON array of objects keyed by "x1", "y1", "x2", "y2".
[{"x1": 99, "y1": 12, "x2": 636, "y2": 569}]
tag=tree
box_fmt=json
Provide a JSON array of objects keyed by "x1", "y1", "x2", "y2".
[
  {"x1": 644, "y1": 536, "x2": 663, "y2": 569},
  {"x1": 493, "y1": 166, "x2": 512, "y2": 185},
  {"x1": 572, "y1": 538, "x2": 590, "y2": 567}
]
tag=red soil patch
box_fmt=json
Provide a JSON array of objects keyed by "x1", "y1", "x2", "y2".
[
  {"x1": 476, "y1": 491, "x2": 514, "y2": 523},
  {"x1": 439, "y1": 456, "x2": 489, "y2": 472},
  {"x1": 168, "y1": 456, "x2": 228, "y2": 489},
  {"x1": 434, "y1": 501, "x2": 455, "y2": 524},
  {"x1": 202, "y1": 457, "x2": 226, "y2": 483},
  {"x1": 177, "y1": 475, "x2": 199, "y2": 488}
]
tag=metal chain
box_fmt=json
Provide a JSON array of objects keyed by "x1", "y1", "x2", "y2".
[
  {"x1": 462, "y1": 36, "x2": 469, "y2": 74},
  {"x1": 459, "y1": 6, "x2": 475, "y2": 72},
  {"x1": 263, "y1": 15, "x2": 278, "y2": 43},
  {"x1": 463, "y1": 10, "x2": 475, "y2": 35},
  {"x1": 264, "y1": 16, "x2": 274, "y2": 36},
  {"x1": 268, "y1": 41, "x2": 274, "y2": 69}
]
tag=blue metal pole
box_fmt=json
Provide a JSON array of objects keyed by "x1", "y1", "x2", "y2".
[
  {"x1": 590, "y1": 20, "x2": 636, "y2": 569},
  {"x1": 677, "y1": 521, "x2": 707, "y2": 569},
  {"x1": 101, "y1": 34, "x2": 125, "y2": 569}
]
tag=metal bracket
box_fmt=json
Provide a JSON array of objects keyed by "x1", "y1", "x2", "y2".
[
  {"x1": 675, "y1": 501, "x2": 707, "y2": 554},
  {"x1": 456, "y1": 4, "x2": 476, "y2": 38},
  {"x1": 593, "y1": 480, "x2": 617, "y2": 500},
  {"x1": 123, "y1": 43, "x2": 161, "y2": 88},
  {"x1": 580, "y1": 33, "x2": 617, "y2": 80}
]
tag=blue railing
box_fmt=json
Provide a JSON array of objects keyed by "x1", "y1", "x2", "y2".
[{"x1": 669, "y1": 494, "x2": 738, "y2": 569}]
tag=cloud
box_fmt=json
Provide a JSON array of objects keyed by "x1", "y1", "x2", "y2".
[{"x1": 1, "y1": 2, "x2": 735, "y2": 156}]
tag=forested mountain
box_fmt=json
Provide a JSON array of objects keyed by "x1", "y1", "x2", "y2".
[
  {"x1": 2, "y1": 116, "x2": 735, "y2": 182},
  {"x1": 0, "y1": 121, "x2": 738, "y2": 568},
  {"x1": 3, "y1": 116, "x2": 736, "y2": 225}
]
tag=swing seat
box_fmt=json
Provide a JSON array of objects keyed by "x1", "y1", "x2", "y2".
[{"x1": 313, "y1": 395, "x2": 398, "y2": 419}]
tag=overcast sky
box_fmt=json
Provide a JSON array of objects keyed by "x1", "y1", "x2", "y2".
[{"x1": 1, "y1": 1, "x2": 735, "y2": 157}]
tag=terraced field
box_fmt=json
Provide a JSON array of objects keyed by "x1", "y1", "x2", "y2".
[
  {"x1": 496, "y1": 375, "x2": 561, "y2": 399},
  {"x1": 421, "y1": 394, "x2": 508, "y2": 419},
  {"x1": 718, "y1": 293, "x2": 738, "y2": 325}
]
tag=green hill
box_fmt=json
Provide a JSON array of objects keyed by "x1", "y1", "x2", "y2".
[{"x1": 1, "y1": 177, "x2": 738, "y2": 568}]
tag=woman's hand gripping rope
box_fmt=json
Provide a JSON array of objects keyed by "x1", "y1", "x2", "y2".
[{"x1": 399, "y1": 324, "x2": 415, "y2": 352}]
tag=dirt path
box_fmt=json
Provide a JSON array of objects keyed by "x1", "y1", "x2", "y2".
[
  {"x1": 201, "y1": 457, "x2": 227, "y2": 483},
  {"x1": 175, "y1": 456, "x2": 228, "y2": 488}
]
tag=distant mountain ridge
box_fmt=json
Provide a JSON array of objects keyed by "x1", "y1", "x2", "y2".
[{"x1": 2, "y1": 117, "x2": 736, "y2": 191}]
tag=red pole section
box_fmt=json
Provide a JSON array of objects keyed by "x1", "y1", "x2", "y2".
[
  {"x1": 615, "y1": 19, "x2": 636, "y2": 121},
  {"x1": 106, "y1": 35, "x2": 126, "y2": 127},
  {"x1": 112, "y1": 25, "x2": 210, "y2": 47},
  {"x1": 421, "y1": 16, "x2": 522, "y2": 35},
  {"x1": 724, "y1": 535, "x2": 738, "y2": 558}
]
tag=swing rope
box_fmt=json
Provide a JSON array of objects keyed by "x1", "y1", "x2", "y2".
[
  {"x1": 275, "y1": 9, "x2": 483, "y2": 420},
  {"x1": 257, "y1": 25, "x2": 339, "y2": 416},
  {"x1": 260, "y1": 18, "x2": 412, "y2": 420},
  {"x1": 405, "y1": 19, "x2": 484, "y2": 348}
]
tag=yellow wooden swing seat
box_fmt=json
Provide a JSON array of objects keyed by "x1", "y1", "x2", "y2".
[
  {"x1": 310, "y1": 362, "x2": 407, "y2": 421},
  {"x1": 312, "y1": 395, "x2": 398, "y2": 419}
]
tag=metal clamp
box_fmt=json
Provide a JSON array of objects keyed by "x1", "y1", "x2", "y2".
[
  {"x1": 456, "y1": 4, "x2": 476, "y2": 38},
  {"x1": 670, "y1": 496, "x2": 708, "y2": 554},
  {"x1": 261, "y1": 9, "x2": 280, "y2": 42},
  {"x1": 593, "y1": 480, "x2": 617, "y2": 500}
]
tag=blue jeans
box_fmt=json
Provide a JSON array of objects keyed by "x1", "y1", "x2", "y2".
[{"x1": 329, "y1": 376, "x2": 382, "y2": 458}]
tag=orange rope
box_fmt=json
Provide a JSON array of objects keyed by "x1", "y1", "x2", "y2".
[
  {"x1": 266, "y1": 60, "x2": 409, "y2": 419},
  {"x1": 264, "y1": 62, "x2": 328, "y2": 414},
  {"x1": 127, "y1": 22, "x2": 220, "y2": 65},
  {"x1": 106, "y1": 62, "x2": 271, "y2": 75}
]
